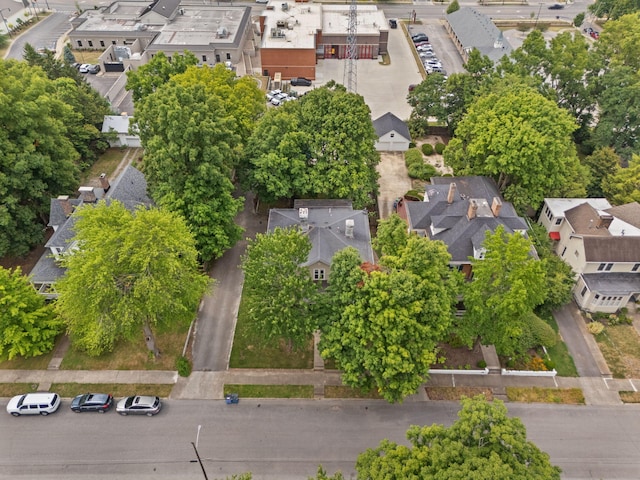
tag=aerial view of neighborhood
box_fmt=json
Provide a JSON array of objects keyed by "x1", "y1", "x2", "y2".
[{"x1": 1, "y1": 0, "x2": 639, "y2": 477}]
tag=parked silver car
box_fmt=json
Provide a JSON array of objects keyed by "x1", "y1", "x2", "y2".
[{"x1": 116, "y1": 395, "x2": 162, "y2": 416}]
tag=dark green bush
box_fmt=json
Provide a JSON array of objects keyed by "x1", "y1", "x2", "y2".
[
  {"x1": 421, "y1": 143, "x2": 434, "y2": 155},
  {"x1": 477, "y1": 360, "x2": 487, "y2": 369},
  {"x1": 524, "y1": 312, "x2": 558, "y2": 348},
  {"x1": 434, "y1": 142, "x2": 446, "y2": 154},
  {"x1": 404, "y1": 148, "x2": 424, "y2": 168},
  {"x1": 408, "y1": 162, "x2": 437, "y2": 180},
  {"x1": 408, "y1": 142, "x2": 416, "y2": 149},
  {"x1": 176, "y1": 356, "x2": 192, "y2": 377}
]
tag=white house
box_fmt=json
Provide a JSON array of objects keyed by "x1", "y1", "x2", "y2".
[
  {"x1": 372, "y1": 112, "x2": 411, "y2": 152},
  {"x1": 539, "y1": 198, "x2": 640, "y2": 313},
  {"x1": 102, "y1": 114, "x2": 141, "y2": 147}
]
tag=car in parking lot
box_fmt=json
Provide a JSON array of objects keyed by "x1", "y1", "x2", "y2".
[
  {"x1": 6, "y1": 393, "x2": 61, "y2": 416},
  {"x1": 70, "y1": 393, "x2": 113, "y2": 413},
  {"x1": 388, "y1": 19, "x2": 397, "y2": 29},
  {"x1": 78, "y1": 64, "x2": 91, "y2": 73},
  {"x1": 590, "y1": 30, "x2": 599, "y2": 39},
  {"x1": 271, "y1": 98, "x2": 282, "y2": 106},
  {"x1": 88, "y1": 64, "x2": 101, "y2": 74},
  {"x1": 116, "y1": 395, "x2": 162, "y2": 416},
  {"x1": 417, "y1": 45, "x2": 433, "y2": 52},
  {"x1": 412, "y1": 34, "x2": 429, "y2": 43},
  {"x1": 414, "y1": 41, "x2": 430, "y2": 48},
  {"x1": 290, "y1": 77, "x2": 312, "y2": 87}
]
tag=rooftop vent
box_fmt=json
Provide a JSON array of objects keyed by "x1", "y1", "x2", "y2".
[{"x1": 345, "y1": 219, "x2": 354, "y2": 238}]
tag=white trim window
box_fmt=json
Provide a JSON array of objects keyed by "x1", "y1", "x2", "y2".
[{"x1": 313, "y1": 269, "x2": 326, "y2": 281}]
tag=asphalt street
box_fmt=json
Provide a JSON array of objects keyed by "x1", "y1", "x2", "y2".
[
  {"x1": 1, "y1": 400, "x2": 639, "y2": 480},
  {"x1": 5, "y1": 11, "x2": 71, "y2": 60}
]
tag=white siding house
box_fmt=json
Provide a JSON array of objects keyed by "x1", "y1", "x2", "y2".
[{"x1": 373, "y1": 112, "x2": 411, "y2": 152}]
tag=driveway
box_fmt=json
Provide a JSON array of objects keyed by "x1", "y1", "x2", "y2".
[
  {"x1": 192, "y1": 192, "x2": 267, "y2": 371},
  {"x1": 376, "y1": 152, "x2": 412, "y2": 220}
]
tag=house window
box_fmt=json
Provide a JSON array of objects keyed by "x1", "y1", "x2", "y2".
[
  {"x1": 545, "y1": 206, "x2": 553, "y2": 221},
  {"x1": 88, "y1": 40, "x2": 93, "y2": 47},
  {"x1": 555, "y1": 218, "x2": 562, "y2": 225},
  {"x1": 112, "y1": 40, "x2": 117, "y2": 45},
  {"x1": 100, "y1": 40, "x2": 105, "y2": 47},
  {"x1": 77, "y1": 40, "x2": 83, "y2": 47},
  {"x1": 561, "y1": 246, "x2": 567, "y2": 257},
  {"x1": 226, "y1": 53, "x2": 231, "y2": 60},
  {"x1": 574, "y1": 250, "x2": 579, "y2": 258},
  {"x1": 202, "y1": 55, "x2": 207, "y2": 62},
  {"x1": 580, "y1": 286, "x2": 587, "y2": 297},
  {"x1": 597, "y1": 263, "x2": 613, "y2": 271},
  {"x1": 313, "y1": 269, "x2": 325, "y2": 281},
  {"x1": 215, "y1": 54, "x2": 221, "y2": 62},
  {"x1": 632, "y1": 263, "x2": 640, "y2": 272},
  {"x1": 390, "y1": 133, "x2": 395, "y2": 138}
]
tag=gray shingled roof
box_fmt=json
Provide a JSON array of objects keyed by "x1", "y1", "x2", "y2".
[
  {"x1": 372, "y1": 112, "x2": 411, "y2": 141},
  {"x1": 267, "y1": 203, "x2": 374, "y2": 267},
  {"x1": 583, "y1": 236, "x2": 640, "y2": 263},
  {"x1": 605, "y1": 202, "x2": 640, "y2": 229},
  {"x1": 446, "y1": 7, "x2": 512, "y2": 63},
  {"x1": 582, "y1": 272, "x2": 640, "y2": 295},
  {"x1": 406, "y1": 176, "x2": 527, "y2": 263},
  {"x1": 564, "y1": 203, "x2": 612, "y2": 236}
]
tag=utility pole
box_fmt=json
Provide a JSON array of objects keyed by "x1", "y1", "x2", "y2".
[
  {"x1": 191, "y1": 442, "x2": 209, "y2": 480},
  {"x1": 343, "y1": 0, "x2": 357, "y2": 93}
]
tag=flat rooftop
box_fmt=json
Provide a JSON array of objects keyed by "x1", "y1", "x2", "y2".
[
  {"x1": 152, "y1": 7, "x2": 249, "y2": 47},
  {"x1": 322, "y1": 5, "x2": 387, "y2": 36},
  {"x1": 261, "y1": 2, "x2": 322, "y2": 50},
  {"x1": 74, "y1": 10, "x2": 162, "y2": 33}
]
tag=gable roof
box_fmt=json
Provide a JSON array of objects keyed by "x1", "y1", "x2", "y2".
[
  {"x1": 605, "y1": 202, "x2": 640, "y2": 229},
  {"x1": 446, "y1": 7, "x2": 512, "y2": 63},
  {"x1": 564, "y1": 203, "x2": 612, "y2": 236},
  {"x1": 583, "y1": 236, "x2": 640, "y2": 263},
  {"x1": 406, "y1": 176, "x2": 528, "y2": 263},
  {"x1": 267, "y1": 202, "x2": 374, "y2": 267},
  {"x1": 372, "y1": 112, "x2": 411, "y2": 141}
]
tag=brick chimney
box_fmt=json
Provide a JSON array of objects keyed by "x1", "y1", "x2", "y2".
[
  {"x1": 78, "y1": 186, "x2": 97, "y2": 203},
  {"x1": 57, "y1": 195, "x2": 73, "y2": 218},
  {"x1": 99, "y1": 173, "x2": 110, "y2": 192},
  {"x1": 467, "y1": 199, "x2": 478, "y2": 220},
  {"x1": 447, "y1": 182, "x2": 457, "y2": 204},
  {"x1": 491, "y1": 197, "x2": 502, "y2": 217}
]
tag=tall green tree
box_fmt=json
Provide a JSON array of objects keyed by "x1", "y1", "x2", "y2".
[
  {"x1": 582, "y1": 147, "x2": 621, "y2": 197},
  {"x1": 589, "y1": 0, "x2": 640, "y2": 20},
  {"x1": 446, "y1": 0, "x2": 460, "y2": 14},
  {"x1": 320, "y1": 237, "x2": 459, "y2": 403},
  {"x1": 135, "y1": 66, "x2": 254, "y2": 261},
  {"x1": 461, "y1": 226, "x2": 546, "y2": 357},
  {"x1": 443, "y1": 82, "x2": 585, "y2": 211},
  {"x1": 55, "y1": 201, "x2": 210, "y2": 357},
  {"x1": 356, "y1": 395, "x2": 562, "y2": 480},
  {"x1": 245, "y1": 82, "x2": 379, "y2": 208},
  {"x1": 63, "y1": 44, "x2": 76, "y2": 64},
  {"x1": 0, "y1": 59, "x2": 80, "y2": 256},
  {"x1": 0, "y1": 267, "x2": 63, "y2": 360},
  {"x1": 602, "y1": 154, "x2": 640, "y2": 205},
  {"x1": 126, "y1": 51, "x2": 199, "y2": 102},
  {"x1": 373, "y1": 214, "x2": 408, "y2": 257},
  {"x1": 241, "y1": 228, "x2": 319, "y2": 350}
]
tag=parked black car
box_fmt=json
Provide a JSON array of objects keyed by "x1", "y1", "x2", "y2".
[
  {"x1": 70, "y1": 393, "x2": 114, "y2": 413},
  {"x1": 548, "y1": 3, "x2": 564, "y2": 9},
  {"x1": 412, "y1": 34, "x2": 429, "y2": 43},
  {"x1": 290, "y1": 77, "x2": 312, "y2": 87}
]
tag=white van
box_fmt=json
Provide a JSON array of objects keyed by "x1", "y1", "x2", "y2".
[{"x1": 6, "y1": 393, "x2": 61, "y2": 416}]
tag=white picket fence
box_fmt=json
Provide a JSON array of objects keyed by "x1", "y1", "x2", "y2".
[{"x1": 501, "y1": 369, "x2": 557, "y2": 377}]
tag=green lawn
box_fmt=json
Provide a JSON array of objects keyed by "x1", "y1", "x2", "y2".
[
  {"x1": 540, "y1": 312, "x2": 579, "y2": 377},
  {"x1": 51, "y1": 383, "x2": 173, "y2": 398},
  {"x1": 229, "y1": 288, "x2": 313, "y2": 369},
  {"x1": 223, "y1": 384, "x2": 313, "y2": 399},
  {"x1": 80, "y1": 148, "x2": 136, "y2": 184},
  {"x1": 0, "y1": 383, "x2": 40, "y2": 397}
]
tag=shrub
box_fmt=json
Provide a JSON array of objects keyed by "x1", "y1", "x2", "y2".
[
  {"x1": 527, "y1": 356, "x2": 548, "y2": 371},
  {"x1": 408, "y1": 142, "x2": 416, "y2": 149},
  {"x1": 408, "y1": 162, "x2": 437, "y2": 180},
  {"x1": 404, "y1": 148, "x2": 423, "y2": 168},
  {"x1": 477, "y1": 360, "x2": 487, "y2": 369},
  {"x1": 176, "y1": 356, "x2": 192, "y2": 377},
  {"x1": 404, "y1": 189, "x2": 423, "y2": 201},
  {"x1": 434, "y1": 142, "x2": 446, "y2": 154},
  {"x1": 421, "y1": 143, "x2": 434, "y2": 155},
  {"x1": 543, "y1": 357, "x2": 556, "y2": 371},
  {"x1": 587, "y1": 321, "x2": 604, "y2": 335},
  {"x1": 526, "y1": 313, "x2": 558, "y2": 348}
]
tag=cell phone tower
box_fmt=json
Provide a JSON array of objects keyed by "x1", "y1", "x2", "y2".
[{"x1": 343, "y1": 0, "x2": 357, "y2": 93}]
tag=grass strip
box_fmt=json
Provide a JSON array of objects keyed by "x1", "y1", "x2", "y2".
[
  {"x1": 0, "y1": 383, "x2": 41, "y2": 397},
  {"x1": 50, "y1": 383, "x2": 174, "y2": 398},
  {"x1": 324, "y1": 385, "x2": 383, "y2": 400},
  {"x1": 426, "y1": 387, "x2": 493, "y2": 401},
  {"x1": 506, "y1": 387, "x2": 584, "y2": 404},
  {"x1": 619, "y1": 391, "x2": 640, "y2": 403},
  {"x1": 540, "y1": 313, "x2": 579, "y2": 377},
  {"x1": 223, "y1": 384, "x2": 313, "y2": 399}
]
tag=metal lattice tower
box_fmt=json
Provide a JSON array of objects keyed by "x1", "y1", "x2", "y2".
[{"x1": 343, "y1": 0, "x2": 357, "y2": 93}]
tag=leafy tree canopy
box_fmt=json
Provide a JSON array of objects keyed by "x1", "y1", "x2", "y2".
[
  {"x1": 582, "y1": 146, "x2": 621, "y2": 198},
  {"x1": 241, "y1": 228, "x2": 319, "y2": 350},
  {"x1": 0, "y1": 267, "x2": 63, "y2": 360},
  {"x1": 461, "y1": 226, "x2": 546, "y2": 357},
  {"x1": 372, "y1": 214, "x2": 408, "y2": 257},
  {"x1": 602, "y1": 154, "x2": 640, "y2": 205},
  {"x1": 126, "y1": 51, "x2": 199, "y2": 102},
  {"x1": 320, "y1": 237, "x2": 460, "y2": 403},
  {"x1": 356, "y1": 395, "x2": 562, "y2": 480},
  {"x1": 245, "y1": 82, "x2": 379, "y2": 208},
  {"x1": 443, "y1": 82, "x2": 584, "y2": 212},
  {"x1": 589, "y1": 0, "x2": 640, "y2": 20},
  {"x1": 55, "y1": 201, "x2": 210, "y2": 356},
  {"x1": 0, "y1": 59, "x2": 80, "y2": 256}
]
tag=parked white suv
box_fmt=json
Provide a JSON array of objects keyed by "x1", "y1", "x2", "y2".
[{"x1": 6, "y1": 393, "x2": 61, "y2": 416}]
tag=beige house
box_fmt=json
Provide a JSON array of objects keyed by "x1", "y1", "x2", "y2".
[{"x1": 539, "y1": 199, "x2": 640, "y2": 313}]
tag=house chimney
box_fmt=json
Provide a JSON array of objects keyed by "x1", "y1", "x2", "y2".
[
  {"x1": 78, "y1": 186, "x2": 97, "y2": 203},
  {"x1": 299, "y1": 207, "x2": 309, "y2": 232},
  {"x1": 345, "y1": 219, "x2": 354, "y2": 238},
  {"x1": 597, "y1": 213, "x2": 613, "y2": 230},
  {"x1": 447, "y1": 182, "x2": 456, "y2": 204},
  {"x1": 57, "y1": 195, "x2": 73, "y2": 218},
  {"x1": 99, "y1": 173, "x2": 110, "y2": 192},
  {"x1": 467, "y1": 199, "x2": 478, "y2": 220},
  {"x1": 491, "y1": 197, "x2": 502, "y2": 217}
]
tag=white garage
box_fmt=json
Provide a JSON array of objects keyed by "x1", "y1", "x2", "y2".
[{"x1": 373, "y1": 112, "x2": 411, "y2": 152}]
